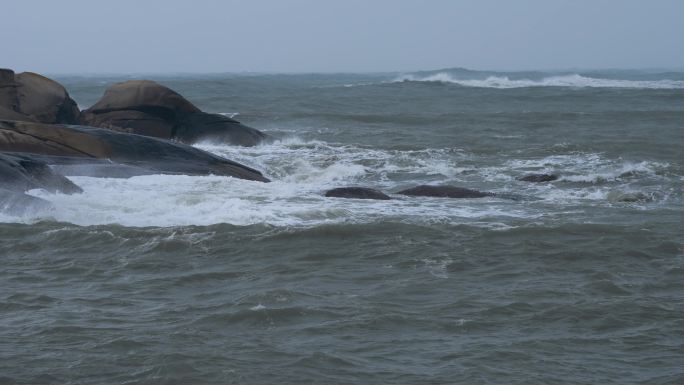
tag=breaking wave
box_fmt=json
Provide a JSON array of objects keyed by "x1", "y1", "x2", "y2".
[{"x1": 393, "y1": 73, "x2": 684, "y2": 89}]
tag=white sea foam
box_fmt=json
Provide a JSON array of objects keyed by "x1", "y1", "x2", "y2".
[
  {"x1": 393, "y1": 73, "x2": 684, "y2": 89},
  {"x1": 505, "y1": 155, "x2": 668, "y2": 183},
  {"x1": 218, "y1": 112, "x2": 240, "y2": 118},
  {"x1": 2, "y1": 139, "x2": 672, "y2": 227},
  {"x1": 20, "y1": 173, "x2": 531, "y2": 227}
]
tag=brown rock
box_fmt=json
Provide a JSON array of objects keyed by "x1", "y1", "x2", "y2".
[
  {"x1": 0, "y1": 70, "x2": 79, "y2": 124},
  {"x1": 83, "y1": 80, "x2": 267, "y2": 146},
  {"x1": 15, "y1": 72, "x2": 80, "y2": 124},
  {"x1": 86, "y1": 80, "x2": 200, "y2": 114},
  {"x1": 79, "y1": 110, "x2": 174, "y2": 138},
  {"x1": 0, "y1": 106, "x2": 36, "y2": 122}
]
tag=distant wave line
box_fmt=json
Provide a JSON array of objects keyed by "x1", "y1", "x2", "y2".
[{"x1": 392, "y1": 73, "x2": 684, "y2": 89}]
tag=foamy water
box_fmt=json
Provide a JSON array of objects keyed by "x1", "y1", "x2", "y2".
[{"x1": 7, "y1": 138, "x2": 676, "y2": 227}]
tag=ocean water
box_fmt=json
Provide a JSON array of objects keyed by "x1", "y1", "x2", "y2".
[{"x1": 1, "y1": 68, "x2": 683, "y2": 384}]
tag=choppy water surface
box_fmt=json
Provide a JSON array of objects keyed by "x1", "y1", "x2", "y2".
[{"x1": 2, "y1": 68, "x2": 683, "y2": 384}]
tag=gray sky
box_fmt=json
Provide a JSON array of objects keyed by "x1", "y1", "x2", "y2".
[{"x1": 3, "y1": 0, "x2": 684, "y2": 73}]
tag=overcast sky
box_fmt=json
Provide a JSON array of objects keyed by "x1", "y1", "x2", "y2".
[{"x1": 3, "y1": 0, "x2": 683, "y2": 74}]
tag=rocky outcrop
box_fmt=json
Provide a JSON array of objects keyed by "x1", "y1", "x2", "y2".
[
  {"x1": 0, "y1": 152, "x2": 82, "y2": 194},
  {"x1": 0, "y1": 151, "x2": 81, "y2": 216},
  {"x1": 0, "y1": 69, "x2": 80, "y2": 124},
  {"x1": 0, "y1": 119, "x2": 269, "y2": 182},
  {"x1": 86, "y1": 80, "x2": 200, "y2": 114},
  {"x1": 0, "y1": 188, "x2": 52, "y2": 216},
  {"x1": 325, "y1": 187, "x2": 391, "y2": 200},
  {"x1": 519, "y1": 173, "x2": 558, "y2": 183},
  {"x1": 81, "y1": 80, "x2": 267, "y2": 146},
  {"x1": 397, "y1": 185, "x2": 491, "y2": 198}
]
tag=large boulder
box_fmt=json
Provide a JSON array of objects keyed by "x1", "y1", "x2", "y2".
[
  {"x1": 325, "y1": 187, "x2": 391, "y2": 200},
  {"x1": 0, "y1": 119, "x2": 269, "y2": 182},
  {"x1": 82, "y1": 80, "x2": 267, "y2": 146},
  {"x1": 0, "y1": 152, "x2": 82, "y2": 194},
  {"x1": 397, "y1": 185, "x2": 491, "y2": 198},
  {"x1": 15, "y1": 72, "x2": 80, "y2": 124},
  {"x1": 0, "y1": 69, "x2": 80, "y2": 124},
  {"x1": 86, "y1": 80, "x2": 200, "y2": 114}
]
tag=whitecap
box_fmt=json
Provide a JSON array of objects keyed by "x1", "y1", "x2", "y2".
[{"x1": 393, "y1": 73, "x2": 684, "y2": 89}]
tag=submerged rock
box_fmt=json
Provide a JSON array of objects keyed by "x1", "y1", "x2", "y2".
[
  {"x1": 325, "y1": 187, "x2": 391, "y2": 200},
  {"x1": 518, "y1": 173, "x2": 558, "y2": 183},
  {"x1": 397, "y1": 185, "x2": 490, "y2": 198},
  {"x1": 0, "y1": 69, "x2": 80, "y2": 124},
  {"x1": 0, "y1": 152, "x2": 82, "y2": 194},
  {"x1": 82, "y1": 80, "x2": 267, "y2": 146},
  {"x1": 607, "y1": 191, "x2": 653, "y2": 203},
  {"x1": 0, "y1": 119, "x2": 269, "y2": 182}
]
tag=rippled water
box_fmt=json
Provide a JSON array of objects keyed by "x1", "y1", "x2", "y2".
[{"x1": 1, "y1": 69, "x2": 683, "y2": 384}]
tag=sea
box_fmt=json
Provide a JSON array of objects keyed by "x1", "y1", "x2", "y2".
[{"x1": 1, "y1": 68, "x2": 683, "y2": 384}]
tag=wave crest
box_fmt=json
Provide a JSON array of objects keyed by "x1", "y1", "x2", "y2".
[{"x1": 393, "y1": 73, "x2": 684, "y2": 89}]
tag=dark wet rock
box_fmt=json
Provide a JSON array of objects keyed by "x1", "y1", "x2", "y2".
[
  {"x1": 0, "y1": 105, "x2": 36, "y2": 122},
  {"x1": 518, "y1": 173, "x2": 558, "y2": 183},
  {"x1": 325, "y1": 187, "x2": 391, "y2": 200},
  {"x1": 0, "y1": 120, "x2": 269, "y2": 182},
  {"x1": 0, "y1": 69, "x2": 79, "y2": 124},
  {"x1": 0, "y1": 152, "x2": 82, "y2": 194},
  {"x1": 397, "y1": 185, "x2": 491, "y2": 198},
  {"x1": 82, "y1": 80, "x2": 267, "y2": 146},
  {"x1": 79, "y1": 110, "x2": 175, "y2": 138},
  {"x1": 0, "y1": 188, "x2": 52, "y2": 216},
  {"x1": 0, "y1": 69, "x2": 19, "y2": 111},
  {"x1": 24, "y1": 154, "x2": 161, "y2": 178},
  {"x1": 175, "y1": 112, "x2": 267, "y2": 146}
]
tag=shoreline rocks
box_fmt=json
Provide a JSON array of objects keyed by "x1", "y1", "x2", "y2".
[
  {"x1": 80, "y1": 80, "x2": 267, "y2": 146},
  {"x1": 0, "y1": 120, "x2": 269, "y2": 182},
  {"x1": 0, "y1": 67, "x2": 271, "y2": 218},
  {"x1": 0, "y1": 69, "x2": 80, "y2": 124},
  {"x1": 0, "y1": 152, "x2": 82, "y2": 194}
]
